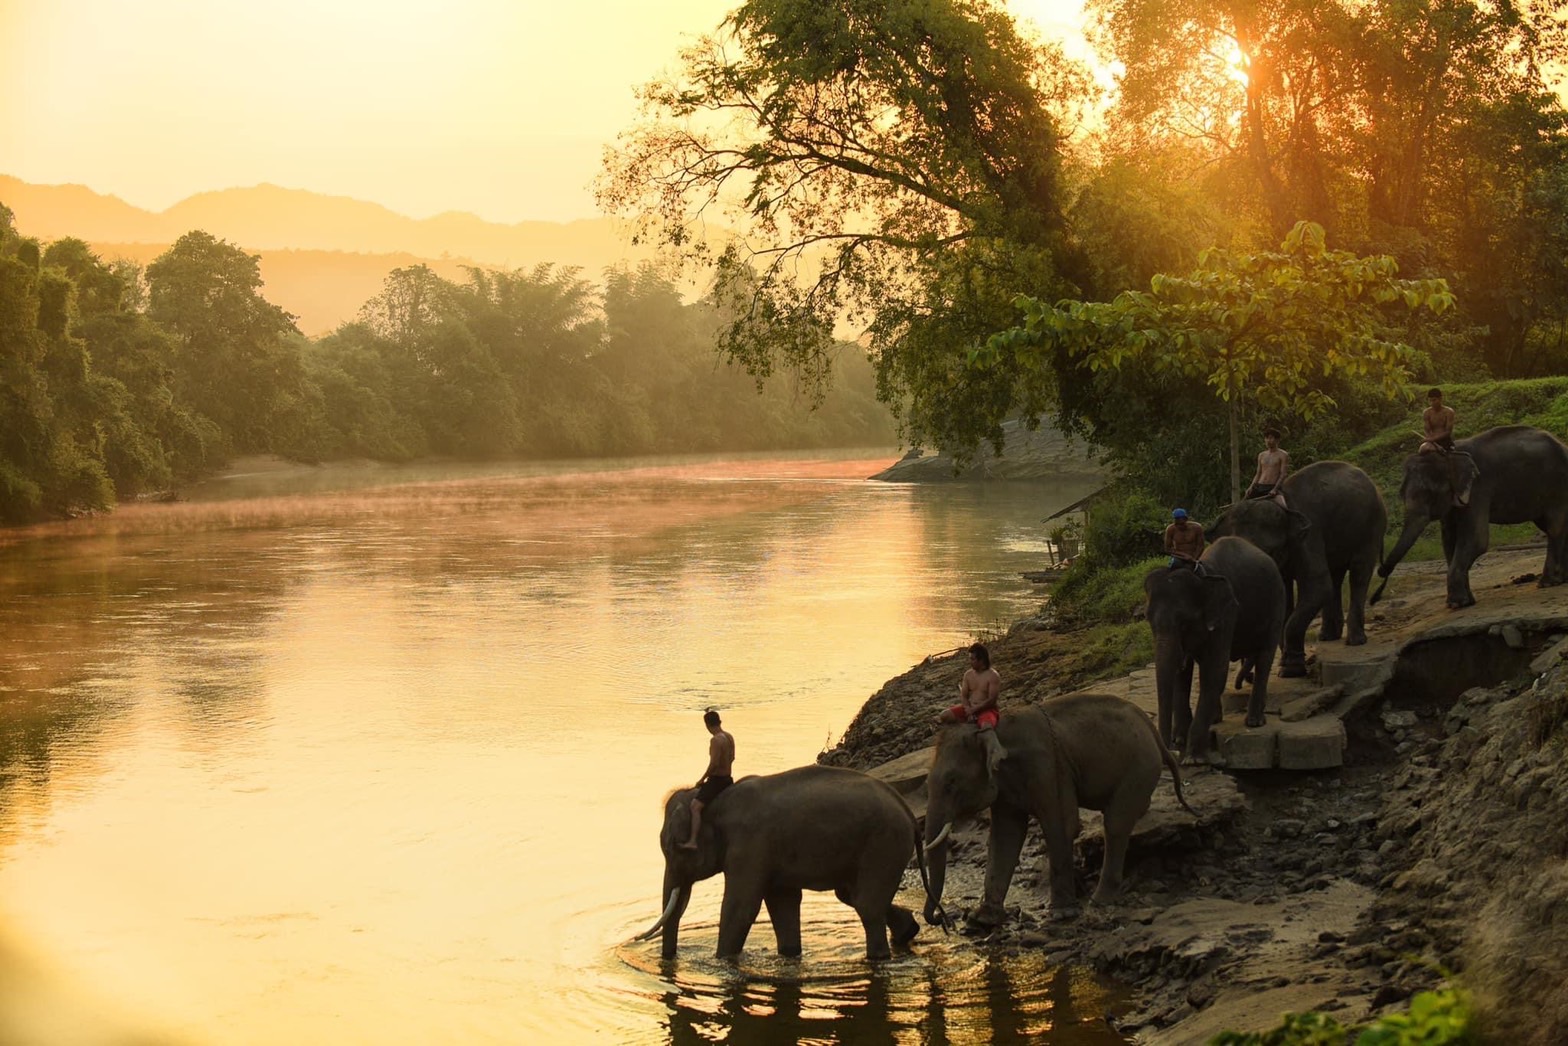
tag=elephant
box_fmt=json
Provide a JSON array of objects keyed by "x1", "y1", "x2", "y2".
[
  {"x1": 636, "y1": 764, "x2": 934, "y2": 961},
  {"x1": 921, "y1": 693, "x2": 1194, "y2": 929},
  {"x1": 1210, "y1": 460, "x2": 1387, "y2": 676},
  {"x1": 1376, "y1": 425, "x2": 1568, "y2": 609},
  {"x1": 1144, "y1": 536, "x2": 1286, "y2": 760}
]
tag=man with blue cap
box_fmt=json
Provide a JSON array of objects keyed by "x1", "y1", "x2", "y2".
[{"x1": 1163, "y1": 507, "x2": 1205, "y2": 568}]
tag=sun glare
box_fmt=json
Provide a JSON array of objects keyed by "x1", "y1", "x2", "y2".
[{"x1": 1226, "y1": 43, "x2": 1251, "y2": 86}]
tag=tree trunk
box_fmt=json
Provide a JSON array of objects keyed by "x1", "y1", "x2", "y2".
[{"x1": 1229, "y1": 401, "x2": 1241, "y2": 504}]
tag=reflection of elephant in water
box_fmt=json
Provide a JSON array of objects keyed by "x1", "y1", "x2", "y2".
[
  {"x1": 922, "y1": 694, "x2": 1193, "y2": 928},
  {"x1": 1378, "y1": 425, "x2": 1568, "y2": 609},
  {"x1": 1211, "y1": 461, "x2": 1386, "y2": 676},
  {"x1": 638, "y1": 765, "x2": 932, "y2": 960},
  {"x1": 1145, "y1": 537, "x2": 1285, "y2": 760}
]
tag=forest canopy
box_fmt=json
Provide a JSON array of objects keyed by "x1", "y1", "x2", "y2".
[
  {"x1": 601, "y1": 0, "x2": 1568, "y2": 475},
  {"x1": 0, "y1": 206, "x2": 895, "y2": 523}
]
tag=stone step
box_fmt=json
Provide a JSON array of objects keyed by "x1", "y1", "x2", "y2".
[{"x1": 1210, "y1": 714, "x2": 1347, "y2": 770}]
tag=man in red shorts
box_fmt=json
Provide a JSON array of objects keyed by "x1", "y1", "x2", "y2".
[{"x1": 935, "y1": 643, "x2": 1007, "y2": 772}]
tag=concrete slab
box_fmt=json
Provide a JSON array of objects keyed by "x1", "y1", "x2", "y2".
[
  {"x1": 1531, "y1": 633, "x2": 1568, "y2": 676},
  {"x1": 1277, "y1": 716, "x2": 1346, "y2": 769},
  {"x1": 1279, "y1": 686, "x2": 1343, "y2": 722},
  {"x1": 1315, "y1": 641, "x2": 1397, "y2": 691},
  {"x1": 864, "y1": 745, "x2": 933, "y2": 796},
  {"x1": 1212, "y1": 720, "x2": 1277, "y2": 769}
]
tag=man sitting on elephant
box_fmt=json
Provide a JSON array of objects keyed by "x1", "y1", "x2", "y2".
[
  {"x1": 1164, "y1": 508, "x2": 1205, "y2": 568},
  {"x1": 1246, "y1": 428, "x2": 1290, "y2": 504},
  {"x1": 934, "y1": 643, "x2": 1007, "y2": 772},
  {"x1": 679, "y1": 709, "x2": 734, "y2": 850},
  {"x1": 1421, "y1": 388, "x2": 1470, "y2": 506}
]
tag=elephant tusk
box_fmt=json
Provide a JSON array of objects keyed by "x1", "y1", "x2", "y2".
[
  {"x1": 923, "y1": 823, "x2": 952, "y2": 853},
  {"x1": 634, "y1": 888, "x2": 681, "y2": 942}
]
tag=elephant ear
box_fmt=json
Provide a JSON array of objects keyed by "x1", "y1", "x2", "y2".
[
  {"x1": 1453, "y1": 452, "x2": 1479, "y2": 501},
  {"x1": 1202, "y1": 574, "x2": 1239, "y2": 632}
]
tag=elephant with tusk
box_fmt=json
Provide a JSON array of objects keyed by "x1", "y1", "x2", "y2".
[
  {"x1": 641, "y1": 764, "x2": 940, "y2": 961},
  {"x1": 923, "y1": 693, "x2": 1194, "y2": 930}
]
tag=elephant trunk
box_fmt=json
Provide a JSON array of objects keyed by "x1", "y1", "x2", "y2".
[
  {"x1": 1151, "y1": 634, "x2": 1183, "y2": 747},
  {"x1": 648, "y1": 868, "x2": 692, "y2": 959},
  {"x1": 923, "y1": 815, "x2": 952, "y2": 925},
  {"x1": 1372, "y1": 511, "x2": 1430, "y2": 604}
]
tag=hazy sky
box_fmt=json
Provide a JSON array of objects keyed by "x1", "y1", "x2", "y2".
[{"x1": 1, "y1": 0, "x2": 1091, "y2": 224}]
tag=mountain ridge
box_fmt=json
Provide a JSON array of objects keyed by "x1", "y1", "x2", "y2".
[{"x1": 0, "y1": 175, "x2": 661, "y2": 334}]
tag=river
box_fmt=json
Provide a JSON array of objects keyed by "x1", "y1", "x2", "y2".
[{"x1": 0, "y1": 450, "x2": 1124, "y2": 1043}]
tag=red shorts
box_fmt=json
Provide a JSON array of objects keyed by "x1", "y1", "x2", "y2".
[{"x1": 949, "y1": 705, "x2": 999, "y2": 730}]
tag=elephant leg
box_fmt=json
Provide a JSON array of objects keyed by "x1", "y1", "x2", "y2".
[
  {"x1": 1248, "y1": 646, "x2": 1273, "y2": 727},
  {"x1": 1246, "y1": 641, "x2": 1277, "y2": 728},
  {"x1": 764, "y1": 887, "x2": 803, "y2": 958},
  {"x1": 1345, "y1": 553, "x2": 1376, "y2": 645},
  {"x1": 1092, "y1": 779, "x2": 1155, "y2": 904},
  {"x1": 1441, "y1": 515, "x2": 1457, "y2": 564},
  {"x1": 850, "y1": 856, "x2": 908, "y2": 960},
  {"x1": 1188, "y1": 646, "x2": 1229, "y2": 760},
  {"x1": 1319, "y1": 567, "x2": 1346, "y2": 642},
  {"x1": 1172, "y1": 658, "x2": 1195, "y2": 747},
  {"x1": 976, "y1": 805, "x2": 1029, "y2": 926},
  {"x1": 1035, "y1": 792, "x2": 1080, "y2": 917},
  {"x1": 1447, "y1": 512, "x2": 1487, "y2": 608},
  {"x1": 1279, "y1": 578, "x2": 1326, "y2": 677},
  {"x1": 887, "y1": 905, "x2": 920, "y2": 949},
  {"x1": 716, "y1": 879, "x2": 764, "y2": 958},
  {"x1": 1539, "y1": 510, "x2": 1568, "y2": 587}
]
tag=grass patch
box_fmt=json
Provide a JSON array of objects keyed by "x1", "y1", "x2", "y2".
[
  {"x1": 1050, "y1": 555, "x2": 1164, "y2": 626},
  {"x1": 1047, "y1": 621, "x2": 1155, "y2": 690}
]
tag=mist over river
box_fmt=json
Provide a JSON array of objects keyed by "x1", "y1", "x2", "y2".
[{"x1": 0, "y1": 450, "x2": 1123, "y2": 1043}]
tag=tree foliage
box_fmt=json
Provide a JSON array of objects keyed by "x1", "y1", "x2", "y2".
[
  {"x1": 982, "y1": 222, "x2": 1453, "y2": 501},
  {"x1": 0, "y1": 203, "x2": 897, "y2": 523},
  {"x1": 599, "y1": 0, "x2": 1094, "y2": 455}
]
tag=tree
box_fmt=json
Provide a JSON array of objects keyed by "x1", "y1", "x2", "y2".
[
  {"x1": 146, "y1": 231, "x2": 305, "y2": 453},
  {"x1": 981, "y1": 222, "x2": 1454, "y2": 501},
  {"x1": 599, "y1": 0, "x2": 1093, "y2": 457}
]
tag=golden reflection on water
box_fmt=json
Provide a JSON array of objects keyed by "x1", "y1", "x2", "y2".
[{"x1": 0, "y1": 453, "x2": 1113, "y2": 1043}]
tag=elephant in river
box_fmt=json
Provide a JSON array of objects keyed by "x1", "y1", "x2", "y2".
[
  {"x1": 1376, "y1": 425, "x2": 1568, "y2": 609},
  {"x1": 1144, "y1": 536, "x2": 1286, "y2": 760},
  {"x1": 637, "y1": 765, "x2": 933, "y2": 961},
  {"x1": 922, "y1": 693, "x2": 1193, "y2": 929},
  {"x1": 1210, "y1": 460, "x2": 1386, "y2": 676}
]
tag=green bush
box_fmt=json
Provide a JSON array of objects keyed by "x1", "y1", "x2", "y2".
[
  {"x1": 1078, "y1": 490, "x2": 1171, "y2": 569},
  {"x1": 1210, "y1": 986, "x2": 1472, "y2": 1046}
]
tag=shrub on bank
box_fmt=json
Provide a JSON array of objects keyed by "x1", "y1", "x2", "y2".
[{"x1": 1209, "y1": 985, "x2": 1471, "y2": 1045}]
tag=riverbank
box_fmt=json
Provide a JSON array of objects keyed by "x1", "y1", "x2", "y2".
[{"x1": 825, "y1": 544, "x2": 1568, "y2": 1042}]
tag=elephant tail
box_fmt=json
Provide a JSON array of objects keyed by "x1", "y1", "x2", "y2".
[{"x1": 1146, "y1": 714, "x2": 1199, "y2": 817}]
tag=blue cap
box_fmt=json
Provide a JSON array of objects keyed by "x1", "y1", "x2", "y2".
[{"x1": 1173, "y1": 508, "x2": 1188, "y2": 519}]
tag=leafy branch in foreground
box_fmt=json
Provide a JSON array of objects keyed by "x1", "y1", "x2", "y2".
[{"x1": 598, "y1": 0, "x2": 1095, "y2": 458}]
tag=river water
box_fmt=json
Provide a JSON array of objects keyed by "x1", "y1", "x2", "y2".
[{"x1": 0, "y1": 450, "x2": 1124, "y2": 1044}]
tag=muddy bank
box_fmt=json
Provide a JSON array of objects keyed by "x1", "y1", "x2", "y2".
[{"x1": 823, "y1": 546, "x2": 1568, "y2": 1042}]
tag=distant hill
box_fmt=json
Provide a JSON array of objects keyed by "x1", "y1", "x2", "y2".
[
  {"x1": 88, "y1": 243, "x2": 482, "y2": 336},
  {"x1": 0, "y1": 175, "x2": 663, "y2": 334}
]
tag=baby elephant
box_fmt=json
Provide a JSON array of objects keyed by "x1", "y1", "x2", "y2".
[{"x1": 922, "y1": 693, "x2": 1194, "y2": 928}]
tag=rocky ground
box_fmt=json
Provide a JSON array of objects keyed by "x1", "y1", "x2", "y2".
[{"x1": 821, "y1": 547, "x2": 1568, "y2": 1043}]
